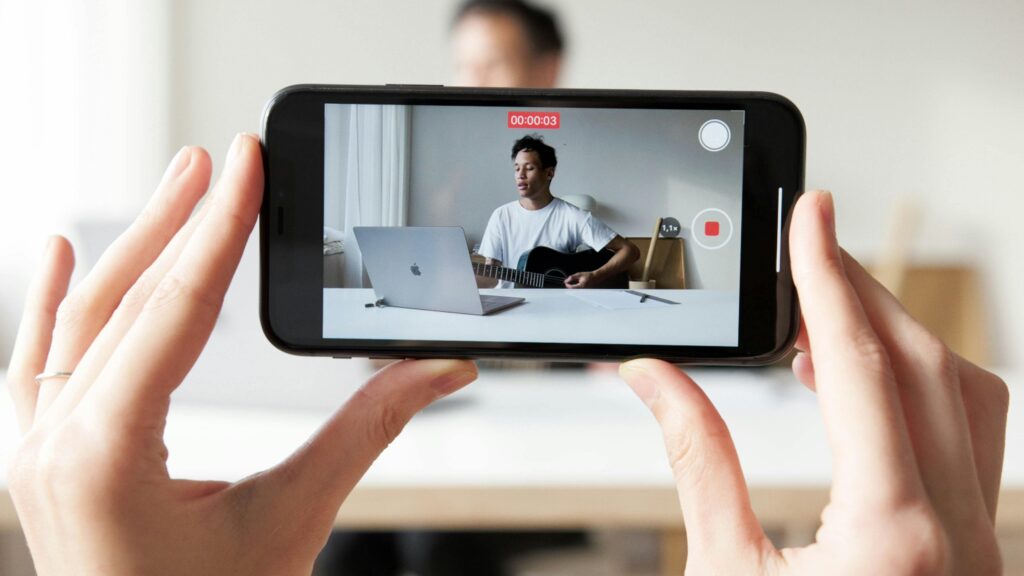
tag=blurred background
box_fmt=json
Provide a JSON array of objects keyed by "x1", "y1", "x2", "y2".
[
  {"x1": 1, "y1": 0, "x2": 1022, "y2": 368},
  {"x1": 1, "y1": 1, "x2": 1022, "y2": 574}
]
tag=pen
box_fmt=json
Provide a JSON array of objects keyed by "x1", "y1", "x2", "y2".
[{"x1": 624, "y1": 289, "x2": 678, "y2": 305}]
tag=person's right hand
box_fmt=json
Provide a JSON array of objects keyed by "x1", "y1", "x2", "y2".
[
  {"x1": 6, "y1": 134, "x2": 478, "y2": 576},
  {"x1": 620, "y1": 190, "x2": 1008, "y2": 575}
]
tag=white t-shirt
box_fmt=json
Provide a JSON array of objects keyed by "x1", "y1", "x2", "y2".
[{"x1": 478, "y1": 197, "x2": 618, "y2": 288}]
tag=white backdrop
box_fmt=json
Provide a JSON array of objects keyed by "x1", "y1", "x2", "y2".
[
  {"x1": 0, "y1": 0, "x2": 172, "y2": 366},
  {"x1": 2, "y1": 0, "x2": 1022, "y2": 367}
]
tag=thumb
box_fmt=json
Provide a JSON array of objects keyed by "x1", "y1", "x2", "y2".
[
  {"x1": 620, "y1": 359, "x2": 771, "y2": 569},
  {"x1": 256, "y1": 359, "x2": 477, "y2": 524}
]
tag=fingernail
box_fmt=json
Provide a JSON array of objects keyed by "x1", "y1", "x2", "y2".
[
  {"x1": 620, "y1": 362, "x2": 659, "y2": 408},
  {"x1": 819, "y1": 190, "x2": 835, "y2": 236},
  {"x1": 162, "y1": 146, "x2": 191, "y2": 182},
  {"x1": 430, "y1": 370, "x2": 478, "y2": 397},
  {"x1": 226, "y1": 133, "x2": 243, "y2": 162},
  {"x1": 226, "y1": 133, "x2": 252, "y2": 164}
]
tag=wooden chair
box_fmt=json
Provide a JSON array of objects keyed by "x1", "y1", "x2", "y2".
[
  {"x1": 871, "y1": 264, "x2": 990, "y2": 366},
  {"x1": 626, "y1": 237, "x2": 686, "y2": 289}
]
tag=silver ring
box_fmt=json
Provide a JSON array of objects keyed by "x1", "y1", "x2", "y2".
[{"x1": 34, "y1": 371, "x2": 73, "y2": 384}]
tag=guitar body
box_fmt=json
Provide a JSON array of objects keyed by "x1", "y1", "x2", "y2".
[
  {"x1": 474, "y1": 246, "x2": 629, "y2": 289},
  {"x1": 516, "y1": 246, "x2": 628, "y2": 288}
]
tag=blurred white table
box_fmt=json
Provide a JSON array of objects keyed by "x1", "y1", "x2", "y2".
[{"x1": 2, "y1": 366, "x2": 1023, "y2": 571}]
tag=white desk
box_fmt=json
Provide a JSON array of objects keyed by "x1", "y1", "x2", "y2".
[
  {"x1": 323, "y1": 288, "x2": 740, "y2": 346},
  {"x1": 3, "y1": 367, "x2": 1022, "y2": 532},
  {"x1": 163, "y1": 368, "x2": 1024, "y2": 507}
]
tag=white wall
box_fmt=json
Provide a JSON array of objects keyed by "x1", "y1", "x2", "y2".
[
  {"x1": 3, "y1": 0, "x2": 1022, "y2": 366},
  {"x1": 0, "y1": 0, "x2": 172, "y2": 366}
]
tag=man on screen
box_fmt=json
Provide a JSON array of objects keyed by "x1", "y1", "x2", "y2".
[{"x1": 479, "y1": 134, "x2": 640, "y2": 288}]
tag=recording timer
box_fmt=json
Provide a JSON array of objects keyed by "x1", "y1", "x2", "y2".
[{"x1": 507, "y1": 111, "x2": 560, "y2": 129}]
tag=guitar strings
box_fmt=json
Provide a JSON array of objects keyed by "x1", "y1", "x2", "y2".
[{"x1": 473, "y1": 264, "x2": 566, "y2": 286}]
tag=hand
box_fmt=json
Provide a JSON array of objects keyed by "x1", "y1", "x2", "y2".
[
  {"x1": 6, "y1": 134, "x2": 478, "y2": 576},
  {"x1": 620, "y1": 191, "x2": 1008, "y2": 575},
  {"x1": 564, "y1": 270, "x2": 597, "y2": 288}
]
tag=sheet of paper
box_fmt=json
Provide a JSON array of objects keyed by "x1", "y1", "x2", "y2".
[{"x1": 568, "y1": 290, "x2": 677, "y2": 310}]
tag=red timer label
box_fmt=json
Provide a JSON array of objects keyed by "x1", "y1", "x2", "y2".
[{"x1": 507, "y1": 111, "x2": 560, "y2": 129}]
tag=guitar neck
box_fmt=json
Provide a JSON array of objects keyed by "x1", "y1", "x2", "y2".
[{"x1": 472, "y1": 262, "x2": 545, "y2": 288}]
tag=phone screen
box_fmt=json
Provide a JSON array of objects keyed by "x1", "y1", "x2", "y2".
[{"x1": 321, "y1": 103, "x2": 745, "y2": 347}]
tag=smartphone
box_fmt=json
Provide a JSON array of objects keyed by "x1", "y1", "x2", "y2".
[{"x1": 260, "y1": 84, "x2": 804, "y2": 364}]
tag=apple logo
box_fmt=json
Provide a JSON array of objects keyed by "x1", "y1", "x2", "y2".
[{"x1": 410, "y1": 263, "x2": 421, "y2": 276}]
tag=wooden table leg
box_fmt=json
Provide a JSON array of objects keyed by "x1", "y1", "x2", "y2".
[
  {"x1": 659, "y1": 528, "x2": 686, "y2": 576},
  {"x1": 0, "y1": 529, "x2": 35, "y2": 576}
]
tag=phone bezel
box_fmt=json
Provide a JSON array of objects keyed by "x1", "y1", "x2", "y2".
[{"x1": 260, "y1": 85, "x2": 804, "y2": 364}]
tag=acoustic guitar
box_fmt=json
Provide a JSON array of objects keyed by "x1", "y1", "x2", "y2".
[{"x1": 472, "y1": 246, "x2": 628, "y2": 288}]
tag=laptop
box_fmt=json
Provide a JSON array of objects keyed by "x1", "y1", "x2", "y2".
[{"x1": 353, "y1": 226, "x2": 525, "y2": 315}]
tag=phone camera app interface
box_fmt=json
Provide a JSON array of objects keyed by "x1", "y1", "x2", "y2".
[{"x1": 321, "y1": 103, "x2": 744, "y2": 347}]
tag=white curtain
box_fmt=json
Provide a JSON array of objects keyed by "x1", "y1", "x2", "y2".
[
  {"x1": 342, "y1": 104, "x2": 411, "y2": 287},
  {"x1": 0, "y1": 1, "x2": 172, "y2": 364}
]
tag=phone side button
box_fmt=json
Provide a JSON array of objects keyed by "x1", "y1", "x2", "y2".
[{"x1": 332, "y1": 356, "x2": 351, "y2": 359}]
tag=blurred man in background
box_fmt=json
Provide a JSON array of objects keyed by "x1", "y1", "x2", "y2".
[{"x1": 451, "y1": 0, "x2": 564, "y2": 88}]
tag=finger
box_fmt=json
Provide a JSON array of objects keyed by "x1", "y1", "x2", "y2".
[
  {"x1": 794, "y1": 318, "x2": 810, "y2": 353},
  {"x1": 620, "y1": 359, "x2": 771, "y2": 569},
  {"x1": 34, "y1": 146, "x2": 210, "y2": 420},
  {"x1": 954, "y1": 357, "x2": 1009, "y2": 522},
  {"x1": 839, "y1": 250, "x2": 995, "y2": 526},
  {"x1": 83, "y1": 134, "x2": 262, "y2": 433},
  {"x1": 6, "y1": 237, "x2": 74, "y2": 433},
  {"x1": 40, "y1": 148, "x2": 215, "y2": 426},
  {"x1": 254, "y1": 359, "x2": 478, "y2": 528},
  {"x1": 792, "y1": 320, "x2": 814, "y2": 391},
  {"x1": 792, "y1": 351, "x2": 816, "y2": 391},
  {"x1": 789, "y1": 190, "x2": 922, "y2": 507}
]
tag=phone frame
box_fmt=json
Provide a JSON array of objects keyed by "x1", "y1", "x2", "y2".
[{"x1": 260, "y1": 84, "x2": 804, "y2": 364}]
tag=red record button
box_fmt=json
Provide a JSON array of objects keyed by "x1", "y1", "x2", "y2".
[{"x1": 507, "y1": 111, "x2": 560, "y2": 129}]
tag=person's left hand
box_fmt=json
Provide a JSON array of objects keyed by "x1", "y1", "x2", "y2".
[
  {"x1": 564, "y1": 270, "x2": 597, "y2": 288},
  {"x1": 6, "y1": 134, "x2": 478, "y2": 576}
]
